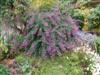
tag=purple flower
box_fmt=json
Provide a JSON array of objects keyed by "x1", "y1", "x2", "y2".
[
  {"x1": 28, "y1": 18, "x2": 35, "y2": 25},
  {"x1": 49, "y1": 16, "x2": 58, "y2": 25},
  {"x1": 31, "y1": 43, "x2": 35, "y2": 48},
  {"x1": 45, "y1": 29, "x2": 53, "y2": 44},
  {"x1": 43, "y1": 22, "x2": 48, "y2": 27},
  {"x1": 65, "y1": 43, "x2": 75, "y2": 50},
  {"x1": 47, "y1": 45, "x2": 57, "y2": 57},
  {"x1": 58, "y1": 42, "x2": 66, "y2": 51},
  {"x1": 21, "y1": 40, "x2": 30, "y2": 48}
]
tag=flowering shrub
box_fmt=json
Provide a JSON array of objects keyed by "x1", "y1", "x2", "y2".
[
  {"x1": 0, "y1": 0, "x2": 84, "y2": 58},
  {"x1": 19, "y1": 8, "x2": 80, "y2": 57}
]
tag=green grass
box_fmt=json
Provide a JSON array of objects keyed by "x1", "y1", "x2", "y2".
[
  {"x1": 0, "y1": 64, "x2": 10, "y2": 75},
  {"x1": 15, "y1": 51, "x2": 93, "y2": 75}
]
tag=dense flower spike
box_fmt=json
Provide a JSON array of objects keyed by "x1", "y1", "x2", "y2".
[{"x1": 1, "y1": 0, "x2": 90, "y2": 57}]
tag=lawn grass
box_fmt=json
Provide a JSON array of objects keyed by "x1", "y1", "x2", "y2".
[{"x1": 15, "y1": 51, "x2": 93, "y2": 75}]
